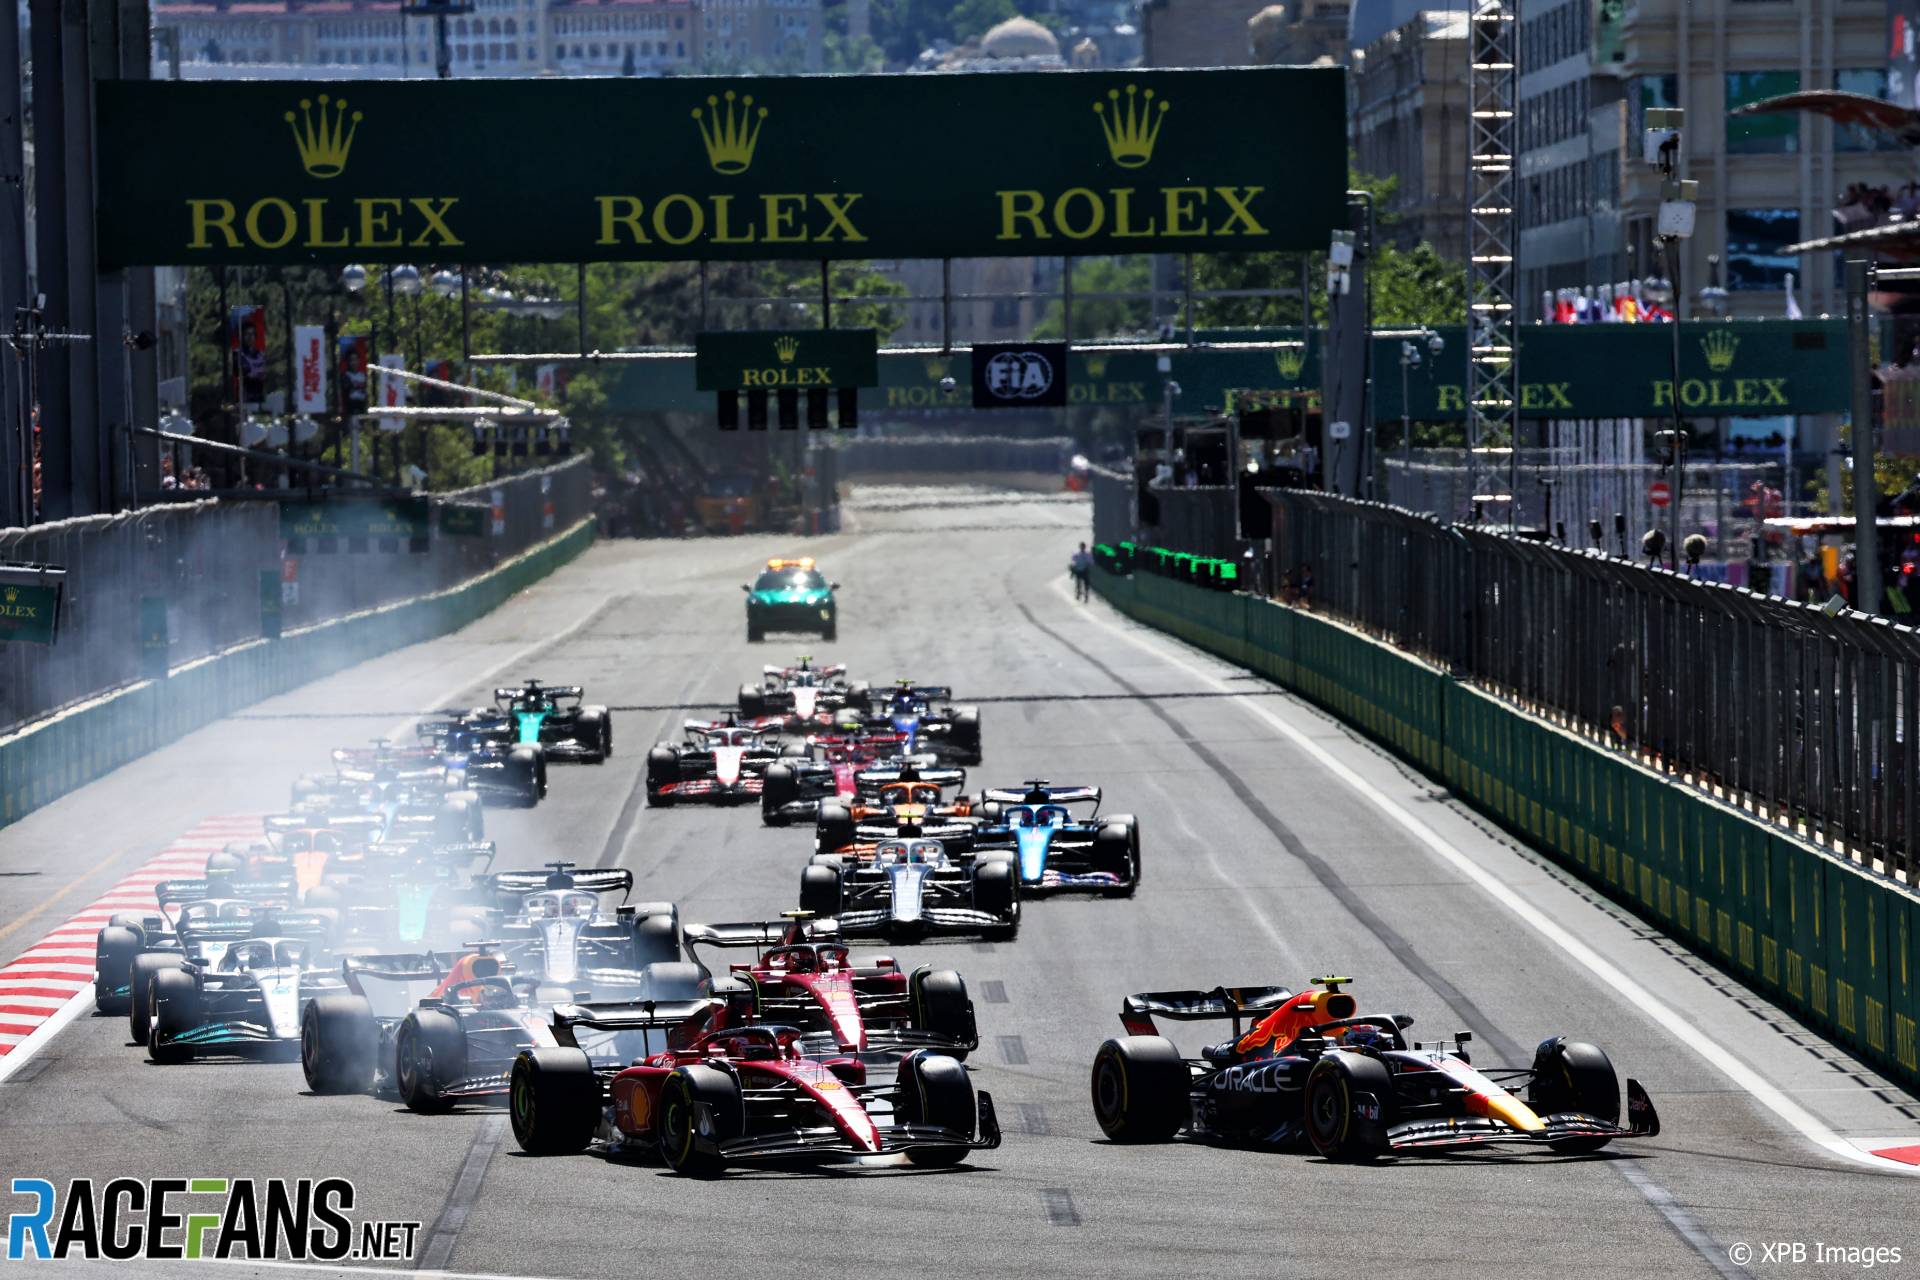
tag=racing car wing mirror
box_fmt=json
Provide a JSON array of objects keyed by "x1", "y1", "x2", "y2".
[
  {"x1": 740, "y1": 584, "x2": 751, "y2": 592},
  {"x1": 1393, "y1": 1013, "x2": 1415, "y2": 1030},
  {"x1": 830, "y1": 582, "x2": 841, "y2": 589}
]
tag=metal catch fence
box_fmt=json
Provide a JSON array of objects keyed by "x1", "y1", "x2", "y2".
[{"x1": 1, "y1": 456, "x2": 593, "y2": 734}]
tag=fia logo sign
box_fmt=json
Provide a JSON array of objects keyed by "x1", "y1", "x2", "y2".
[{"x1": 972, "y1": 342, "x2": 1070, "y2": 409}]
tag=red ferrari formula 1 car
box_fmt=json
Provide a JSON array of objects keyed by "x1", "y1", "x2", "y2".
[
  {"x1": 686, "y1": 915, "x2": 979, "y2": 1059},
  {"x1": 506, "y1": 1000, "x2": 1000, "y2": 1174},
  {"x1": 1090, "y1": 977, "x2": 1660, "y2": 1160}
]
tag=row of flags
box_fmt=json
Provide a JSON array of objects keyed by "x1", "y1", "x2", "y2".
[
  {"x1": 1544, "y1": 273, "x2": 1805, "y2": 324},
  {"x1": 1543, "y1": 283, "x2": 1674, "y2": 325},
  {"x1": 224, "y1": 309, "x2": 566, "y2": 430}
]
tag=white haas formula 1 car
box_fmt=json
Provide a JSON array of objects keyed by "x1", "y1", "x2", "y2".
[{"x1": 646, "y1": 720, "x2": 803, "y2": 807}]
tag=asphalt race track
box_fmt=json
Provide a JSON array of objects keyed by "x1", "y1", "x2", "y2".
[{"x1": 3, "y1": 483, "x2": 1917, "y2": 1280}]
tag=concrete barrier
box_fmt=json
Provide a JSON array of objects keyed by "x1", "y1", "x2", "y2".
[{"x1": 0, "y1": 517, "x2": 595, "y2": 833}]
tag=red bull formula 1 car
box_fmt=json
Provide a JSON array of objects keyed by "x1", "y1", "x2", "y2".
[{"x1": 1089, "y1": 977, "x2": 1660, "y2": 1160}]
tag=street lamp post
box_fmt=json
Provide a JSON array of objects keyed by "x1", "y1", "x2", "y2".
[{"x1": 1645, "y1": 106, "x2": 1697, "y2": 570}]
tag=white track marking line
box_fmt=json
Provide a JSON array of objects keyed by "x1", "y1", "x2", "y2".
[{"x1": 1062, "y1": 577, "x2": 1920, "y2": 1178}]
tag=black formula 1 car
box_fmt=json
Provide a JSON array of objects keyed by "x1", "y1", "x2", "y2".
[
  {"x1": 508, "y1": 1003, "x2": 1000, "y2": 1173},
  {"x1": 1089, "y1": 978, "x2": 1661, "y2": 1160},
  {"x1": 299, "y1": 880, "x2": 700, "y2": 1108},
  {"x1": 483, "y1": 681, "x2": 613, "y2": 764},
  {"x1": 647, "y1": 720, "x2": 802, "y2": 807},
  {"x1": 971, "y1": 782, "x2": 1138, "y2": 897},
  {"x1": 415, "y1": 719, "x2": 547, "y2": 809},
  {"x1": 859, "y1": 682, "x2": 982, "y2": 766},
  {"x1": 801, "y1": 838, "x2": 1019, "y2": 941}
]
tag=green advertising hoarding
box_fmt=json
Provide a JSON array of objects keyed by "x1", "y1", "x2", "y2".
[
  {"x1": 0, "y1": 577, "x2": 61, "y2": 645},
  {"x1": 599, "y1": 320, "x2": 1845, "y2": 421},
  {"x1": 280, "y1": 497, "x2": 431, "y2": 541},
  {"x1": 94, "y1": 69, "x2": 1348, "y2": 268},
  {"x1": 695, "y1": 329, "x2": 879, "y2": 391}
]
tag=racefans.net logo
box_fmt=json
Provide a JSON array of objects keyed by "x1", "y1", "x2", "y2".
[{"x1": 7, "y1": 1177, "x2": 422, "y2": 1263}]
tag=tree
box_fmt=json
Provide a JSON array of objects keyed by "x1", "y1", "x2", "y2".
[
  {"x1": 949, "y1": 0, "x2": 1015, "y2": 43},
  {"x1": 1031, "y1": 257, "x2": 1154, "y2": 341}
]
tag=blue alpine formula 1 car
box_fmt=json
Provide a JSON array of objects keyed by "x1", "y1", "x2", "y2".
[{"x1": 972, "y1": 782, "x2": 1138, "y2": 896}]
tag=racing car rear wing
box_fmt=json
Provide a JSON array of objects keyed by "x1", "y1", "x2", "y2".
[
  {"x1": 495, "y1": 684, "x2": 583, "y2": 701},
  {"x1": 264, "y1": 812, "x2": 383, "y2": 835},
  {"x1": 684, "y1": 918, "x2": 840, "y2": 948},
  {"x1": 490, "y1": 866, "x2": 635, "y2": 900},
  {"x1": 1120, "y1": 986, "x2": 1299, "y2": 1037},
  {"x1": 853, "y1": 765, "x2": 967, "y2": 789},
  {"x1": 545, "y1": 996, "x2": 720, "y2": 1044},
  {"x1": 981, "y1": 784, "x2": 1102, "y2": 807}
]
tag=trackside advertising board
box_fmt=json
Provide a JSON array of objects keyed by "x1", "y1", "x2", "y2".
[{"x1": 94, "y1": 69, "x2": 1348, "y2": 266}]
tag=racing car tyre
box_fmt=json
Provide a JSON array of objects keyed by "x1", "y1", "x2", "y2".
[
  {"x1": 847, "y1": 681, "x2": 869, "y2": 700},
  {"x1": 204, "y1": 850, "x2": 246, "y2": 877},
  {"x1": 129, "y1": 952, "x2": 184, "y2": 1044},
  {"x1": 1091, "y1": 1036, "x2": 1190, "y2": 1142},
  {"x1": 778, "y1": 740, "x2": 809, "y2": 758},
  {"x1": 952, "y1": 710, "x2": 983, "y2": 759},
  {"x1": 646, "y1": 747, "x2": 679, "y2": 807},
  {"x1": 396, "y1": 1010, "x2": 466, "y2": 1113},
  {"x1": 799, "y1": 864, "x2": 843, "y2": 918},
  {"x1": 896, "y1": 1051, "x2": 976, "y2": 1167},
  {"x1": 291, "y1": 777, "x2": 321, "y2": 802},
  {"x1": 1093, "y1": 823, "x2": 1138, "y2": 898},
  {"x1": 506, "y1": 746, "x2": 543, "y2": 809},
  {"x1": 632, "y1": 912, "x2": 685, "y2": 969},
  {"x1": 510, "y1": 1048, "x2": 600, "y2": 1154},
  {"x1": 972, "y1": 860, "x2": 1018, "y2": 921},
  {"x1": 94, "y1": 926, "x2": 142, "y2": 1014},
  {"x1": 641, "y1": 961, "x2": 708, "y2": 1001},
  {"x1": 658, "y1": 1065, "x2": 743, "y2": 1177},
  {"x1": 738, "y1": 685, "x2": 767, "y2": 718},
  {"x1": 303, "y1": 883, "x2": 342, "y2": 909},
  {"x1": 1304, "y1": 1052, "x2": 1394, "y2": 1161},
  {"x1": 747, "y1": 620, "x2": 764, "y2": 643},
  {"x1": 808, "y1": 854, "x2": 846, "y2": 874},
  {"x1": 105, "y1": 913, "x2": 150, "y2": 938},
  {"x1": 577, "y1": 710, "x2": 610, "y2": 764},
  {"x1": 909, "y1": 969, "x2": 977, "y2": 1056},
  {"x1": 1528, "y1": 1038, "x2": 1619, "y2": 1154},
  {"x1": 822, "y1": 620, "x2": 837, "y2": 643},
  {"x1": 816, "y1": 803, "x2": 855, "y2": 853},
  {"x1": 761, "y1": 764, "x2": 798, "y2": 822},
  {"x1": 147, "y1": 968, "x2": 199, "y2": 1064},
  {"x1": 302, "y1": 995, "x2": 378, "y2": 1094}
]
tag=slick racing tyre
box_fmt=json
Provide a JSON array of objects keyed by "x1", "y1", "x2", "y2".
[
  {"x1": 507, "y1": 746, "x2": 543, "y2": 809},
  {"x1": 1093, "y1": 823, "x2": 1138, "y2": 898},
  {"x1": 896, "y1": 1051, "x2": 977, "y2": 1167},
  {"x1": 1528, "y1": 1037, "x2": 1620, "y2": 1154},
  {"x1": 577, "y1": 710, "x2": 610, "y2": 764},
  {"x1": 147, "y1": 968, "x2": 200, "y2": 1064},
  {"x1": 396, "y1": 1010, "x2": 466, "y2": 1113},
  {"x1": 128, "y1": 953, "x2": 183, "y2": 1044},
  {"x1": 909, "y1": 969, "x2": 977, "y2": 1057},
  {"x1": 971, "y1": 860, "x2": 1018, "y2": 938},
  {"x1": 658, "y1": 1065, "x2": 743, "y2": 1177},
  {"x1": 1304, "y1": 1052, "x2": 1394, "y2": 1161},
  {"x1": 815, "y1": 803, "x2": 855, "y2": 853},
  {"x1": 739, "y1": 685, "x2": 767, "y2": 719},
  {"x1": 93, "y1": 925, "x2": 142, "y2": 1014},
  {"x1": 510, "y1": 1048, "x2": 600, "y2": 1155},
  {"x1": 1090, "y1": 1036, "x2": 1190, "y2": 1142},
  {"x1": 761, "y1": 764, "x2": 798, "y2": 823},
  {"x1": 646, "y1": 747, "x2": 679, "y2": 807},
  {"x1": 302, "y1": 995, "x2": 378, "y2": 1095},
  {"x1": 799, "y1": 864, "x2": 843, "y2": 919}
]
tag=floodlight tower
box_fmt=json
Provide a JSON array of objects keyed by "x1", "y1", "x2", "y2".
[{"x1": 1466, "y1": 0, "x2": 1520, "y2": 526}]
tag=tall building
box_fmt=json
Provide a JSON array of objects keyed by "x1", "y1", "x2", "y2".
[
  {"x1": 1517, "y1": 0, "x2": 1903, "y2": 320},
  {"x1": 150, "y1": 0, "x2": 815, "y2": 78},
  {"x1": 1349, "y1": 9, "x2": 1467, "y2": 260}
]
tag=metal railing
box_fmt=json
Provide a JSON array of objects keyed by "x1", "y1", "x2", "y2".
[
  {"x1": 1095, "y1": 477, "x2": 1920, "y2": 885},
  {"x1": 0, "y1": 456, "x2": 593, "y2": 735}
]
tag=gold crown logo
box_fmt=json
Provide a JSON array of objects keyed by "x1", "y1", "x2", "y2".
[
  {"x1": 2, "y1": 587, "x2": 14, "y2": 604},
  {"x1": 773, "y1": 335, "x2": 800, "y2": 365},
  {"x1": 1094, "y1": 85, "x2": 1170, "y2": 169},
  {"x1": 284, "y1": 94, "x2": 362, "y2": 179},
  {"x1": 693, "y1": 90, "x2": 768, "y2": 175},
  {"x1": 1700, "y1": 329, "x2": 1739, "y2": 373},
  {"x1": 1274, "y1": 345, "x2": 1306, "y2": 381},
  {"x1": 924, "y1": 358, "x2": 949, "y2": 380},
  {"x1": 1085, "y1": 354, "x2": 1109, "y2": 378}
]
